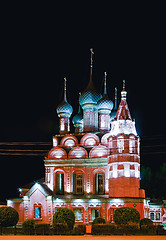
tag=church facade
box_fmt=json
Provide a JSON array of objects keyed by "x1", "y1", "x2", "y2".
[{"x1": 7, "y1": 50, "x2": 166, "y2": 227}]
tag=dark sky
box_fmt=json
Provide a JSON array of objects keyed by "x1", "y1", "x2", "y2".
[{"x1": 0, "y1": 3, "x2": 165, "y2": 202}]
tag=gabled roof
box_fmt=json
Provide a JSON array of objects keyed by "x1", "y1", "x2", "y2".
[
  {"x1": 26, "y1": 182, "x2": 56, "y2": 198},
  {"x1": 115, "y1": 98, "x2": 132, "y2": 120}
]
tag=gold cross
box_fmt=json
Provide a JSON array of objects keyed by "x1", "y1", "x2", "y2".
[{"x1": 90, "y1": 48, "x2": 94, "y2": 65}]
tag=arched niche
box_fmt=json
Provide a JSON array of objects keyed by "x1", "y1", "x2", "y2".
[
  {"x1": 48, "y1": 147, "x2": 67, "y2": 159},
  {"x1": 101, "y1": 133, "x2": 112, "y2": 145},
  {"x1": 89, "y1": 145, "x2": 108, "y2": 158},
  {"x1": 60, "y1": 135, "x2": 78, "y2": 147},
  {"x1": 68, "y1": 146, "x2": 88, "y2": 159},
  {"x1": 80, "y1": 133, "x2": 100, "y2": 147}
]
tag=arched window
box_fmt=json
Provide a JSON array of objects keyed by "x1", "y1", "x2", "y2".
[
  {"x1": 55, "y1": 172, "x2": 64, "y2": 195},
  {"x1": 117, "y1": 136, "x2": 124, "y2": 153},
  {"x1": 34, "y1": 204, "x2": 42, "y2": 219},
  {"x1": 95, "y1": 173, "x2": 105, "y2": 194},
  {"x1": 73, "y1": 171, "x2": 84, "y2": 195}
]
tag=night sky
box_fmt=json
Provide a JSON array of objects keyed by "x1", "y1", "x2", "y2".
[{"x1": 0, "y1": 3, "x2": 165, "y2": 202}]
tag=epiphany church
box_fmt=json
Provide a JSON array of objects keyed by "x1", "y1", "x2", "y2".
[{"x1": 7, "y1": 50, "x2": 166, "y2": 226}]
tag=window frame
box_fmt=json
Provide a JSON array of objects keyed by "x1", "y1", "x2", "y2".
[
  {"x1": 96, "y1": 173, "x2": 105, "y2": 195},
  {"x1": 117, "y1": 136, "x2": 124, "y2": 153},
  {"x1": 34, "y1": 205, "x2": 42, "y2": 220},
  {"x1": 74, "y1": 208, "x2": 83, "y2": 222},
  {"x1": 150, "y1": 212, "x2": 154, "y2": 221},
  {"x1": 56, "y1": 173, "x2": 64, "y2": 195},
  {"x1": 73, "y1": 173, "x2": 84, "y2": 195},
  {"x1": 91, "y1": 208, "x2": 100, "y2": 221}
]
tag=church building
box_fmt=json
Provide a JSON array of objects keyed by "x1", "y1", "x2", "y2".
[{"x1": 7, "y1": 50, "x2": 166, "y2": 227}]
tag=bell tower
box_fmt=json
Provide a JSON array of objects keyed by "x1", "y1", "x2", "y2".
[{"x1": 108, "y1": 81, "x2": 145, "y2": 198}]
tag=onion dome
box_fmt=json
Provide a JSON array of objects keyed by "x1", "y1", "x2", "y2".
[
  {"x1": 79, "y1": 48, "x2": 101, "y2": 106},
  {"x1": 56, "y1": 78, "x2": 73, "y2": 117},
  {"x1": 97, "y1": 72, "x2": 113, "y2": 111},
  {"x1": 72, "y1": 95, "x2": 83, "y2": 125},
  {"x1": 110, "y1": 87, "x2": 118, "y2": 121}
]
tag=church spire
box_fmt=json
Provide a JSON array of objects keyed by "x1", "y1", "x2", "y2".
[
  {"x1": 64, "y1": 77, "x2": 67, "y2": 101},
  {"x1": 114, "y1": 87, "x2": 117, "y2": 110},
  {"x1": 90, "y1": 48, "x2": 94, "y2": 85},
  {"x1": 103, "y1": 72, "x2": 107, "y2": 95},
  {"x1": 121, "y1": 80, "x2": 127, "y2": 99}
]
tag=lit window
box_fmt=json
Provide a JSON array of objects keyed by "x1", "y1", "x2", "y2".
[
  {"x1": 96, "y1": 173, "x2": 105, "y2": 194},
  {"x1": 91, "y1": 209, "x2": 100, "y2": 221},
  {"x1": 129, "y1": 137, "x2": 135, "y2": 153},
  {"x1": 74, "y1": 209, "x2": 82, "y2": 221},
  {"x1": 56, "y1": 173, "x2": 64, "y2": 195},
  {"x1": 156, "y1": 213, "x2": 160, "y2": 220},
  {"x1": 60, "y1": 118, "x2": 65, "y2": 131},
  {"x1": 117, "y1": 137, "x2": 124, "y2": 153},
  {"x1": 34, "y1": 207, "x2": 41, "y2": 219},
  {"x1": 150, "y1": 212, "x2": 154, "y2": 221}
]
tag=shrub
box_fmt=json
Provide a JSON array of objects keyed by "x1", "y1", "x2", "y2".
[
  {"x1": 122, "y1": 223, "x2": 139, "y2": 235},
  {"x1": 92, "y1": 217, "x2": 106, "y2": 225},
  {"x1": 140, "y1": 218, "x2": 156, "y2": 235},
  {"x1": 22, "y1": 219, "x2": 35, "y2": 235},
  {"x1": 156, "y1": 225, "x2": 165, "y2": 235},
  {"x1": 113, "y1": 207, "x2": 140, "y2": 225},
  {"x1": 53, "y1": 222, "x2": 69, "y2": 235},
  {"x1": 0, "y1": 207, "x2": 19, "y2": 227},
  {"x1": 92, "y1": 224, "x2": 116, "y2": 235},
  {"x1": 53, "y1": 208, "x2": 75, "y2": 230},
  {"x1": 0, "y1": 207, "x2": 19, "y2": 234},
  {"x1": 140, "y1": 218, "x2": 153, "y2": 228},
  {"x1": 35, "y1": 223, "x2": 50, "y2": 235},
  {"x1": 73, "y1": 224, "x2": 86, "y2": 235},
  {"x1": 140, "y1": 224, "x2": 156, "y2": 235}
]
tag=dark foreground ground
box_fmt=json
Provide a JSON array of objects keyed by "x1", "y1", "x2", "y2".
[{"x1": 0, "y1": 236, "x2": 166, "y2": 240}]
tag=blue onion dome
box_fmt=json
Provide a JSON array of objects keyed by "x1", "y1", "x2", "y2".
[
  {"x1": 98, "y1": 96, "x2": 113, "y2": 111},
  {"x1": 98, "y1": 73, "x2": 113, "y2": 111},
  {"x1": 56, "y1": 78, "x2": 73, "y2": 117},
  {"x1": 110, "y1": 87, "x2": 118, "y2": 121},
  {"x1": 72, "y1": 102, "x2": 83, "y2": 125},
  {"x1": 79, "y1": 81, "x2": 102, "y2": 106},
  {"x1": 56, "y1": 100, "x2": 73, "y2": 117},
  {"x1": 79, "y1": 48, "x2": 102, "y2": 106}
]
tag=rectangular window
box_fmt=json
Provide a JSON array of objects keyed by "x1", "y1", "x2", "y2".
[
  {"x1": 73, "y1": 174, "x2": 84, "y2": 194},
  {"x1": 60, "y1": 118, "x2": 65, "y2": 131},
  {"x1": 74, "y1": 209, "x2": 82, "y2": 221},
  {"x1": 96, "y1": 173, "x2": 105, "y2": 194},
  {"x1": 150, "y1": 212, "x2": 154, "y2": 221},
  {"x1": 35, "y1": 207, "x2": 41, "y2": 219},
  {"x1": 56, "y1": 173, "x2": 64, "y2": 195},
  {"x1": 156, "y1": 213, "x2": 160, "y2": 220},
  {"x1": 91, "y1": 209, "x2": 100, "y2": 221},
  {"x1": 117, "y1": 137, "x2": 124, "y2": 153}
]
